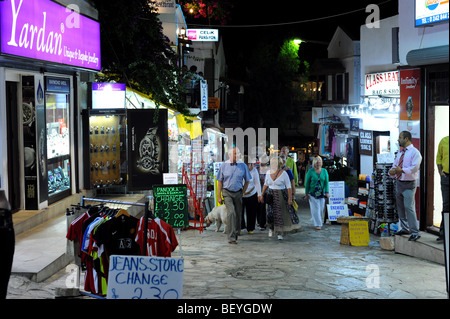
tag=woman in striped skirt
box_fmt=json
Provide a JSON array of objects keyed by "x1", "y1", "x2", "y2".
[{"x1": 261, "y1": 157, "x2": 301, "y2": 240}]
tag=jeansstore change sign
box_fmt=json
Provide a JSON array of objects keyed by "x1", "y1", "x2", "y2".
[{"x1": 0, "y1": 0, "x2": 101, "y2": 70}]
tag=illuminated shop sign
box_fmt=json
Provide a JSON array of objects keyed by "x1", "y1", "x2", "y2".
[
  {"x1": 92, "y1": 83, "x2": 126, "y2": 109},
  {"x1": 365, "y1": 71, "x2": 399, "y2": 96},
  {"x1": 415, "y1": 0, "x2": 449, "y2": 27},
  {"x1": 187, "y1": 29, "x2": 219, "y2": 42},
  {"x1": 0, "y1": 0, "x2": 101, "y2": 70}
]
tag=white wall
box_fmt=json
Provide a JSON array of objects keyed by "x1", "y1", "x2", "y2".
[
  {"x1": 327, "y1": 27, "x2": 361, "y2": 105},
  {"x1": 359, "y1": 15, "x2": 400, "y2": 176},
  {"x1": 360, "y1": 15, "x2": 399, "y2": 76}
]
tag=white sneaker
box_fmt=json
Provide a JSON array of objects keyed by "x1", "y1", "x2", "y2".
[
  {"x1": 277, "y1": 235, "x2": 284, "y2": 240},
  {"x1": 268, "y1": 230, "x2": 273, "y2": 237}
]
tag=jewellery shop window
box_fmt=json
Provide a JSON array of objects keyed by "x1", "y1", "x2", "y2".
[{"x1": 46, "y1": 77, "x2": 71, "y2": 199}]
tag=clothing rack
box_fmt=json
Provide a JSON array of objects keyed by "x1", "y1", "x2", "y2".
[
  {"x1": 69, "y1": 196, "x2": 153, "y2": 298},
  {"x1": 80, "y1": 196, "x2": 153, "y2": 256}
]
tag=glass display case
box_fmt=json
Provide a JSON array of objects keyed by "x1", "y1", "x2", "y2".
[
  {"x1": 46, "y1": 78, "x2": 71, "y2": 199},
  {"x1": 82, "y1": 109, "x2": 127, "y2": 189}
]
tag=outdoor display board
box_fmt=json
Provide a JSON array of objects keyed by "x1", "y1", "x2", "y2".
[
  {"x1": 327, "y1": 181, "x2": 348, "y2": 221},
  {"x1": 349, "y1": 220, "x2": 370, "y2": 246},
  {"x1": 107, "y1": 255, "x2": 183, "y2": 299},
  {"x1": 153, "y1": 184, "x2": 189, "y2": 228}
]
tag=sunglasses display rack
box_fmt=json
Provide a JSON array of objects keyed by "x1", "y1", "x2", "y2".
[{"x1": 370, "y1": 163, "x2": 398, "y2": 235}]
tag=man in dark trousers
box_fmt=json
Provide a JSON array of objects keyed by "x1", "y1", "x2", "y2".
[
  {"x1": 216, "y1": 147, "x2": 252, "y2": 244},
  {"x1": 389, "y1": 131, "x2": 423, "y2": 241}
]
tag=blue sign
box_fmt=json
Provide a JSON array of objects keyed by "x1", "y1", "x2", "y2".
[
  {"x1": 200, "y1": 80, "x2": 208, "y2": 111},
  {"x1": 46, "y1": 77, "x2": 70, "y2": 93}
]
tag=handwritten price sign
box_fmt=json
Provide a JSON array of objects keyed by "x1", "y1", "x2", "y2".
[
  {"x1": 153, "y1": 184, "x2": 189, "y2": 228},
  {"x1": 107, "y1": 255, "x2": 183, "y2": 299}
]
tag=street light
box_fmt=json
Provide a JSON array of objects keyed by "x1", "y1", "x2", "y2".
[{"x1": 293, "y1": 39, "x2": 303, "y2": 45}]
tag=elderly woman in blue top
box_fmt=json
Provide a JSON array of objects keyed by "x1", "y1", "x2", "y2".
[
  {"x1": 216, "y1": 147, "x2": 252, "y2": 244},
  {"x1": 304, "y1": 156, "x2": 330, "y2": 230}
]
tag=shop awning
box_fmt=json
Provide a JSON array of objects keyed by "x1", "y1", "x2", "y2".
[
  {"x1": 406, "y1": 45, "x2": 449, "y2": 66},
  {"x1": 175, "y1": 114, "x2": 203, "y2": 140}
]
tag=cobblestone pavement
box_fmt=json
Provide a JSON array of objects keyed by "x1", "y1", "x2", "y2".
[{"x1": 6, "y1": 189, "x2": 448, "y2": 300}]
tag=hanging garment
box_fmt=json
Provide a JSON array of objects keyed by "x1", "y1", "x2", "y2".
[{"x1": 135, "y1": 217, "x2": 178, "y2": 257}]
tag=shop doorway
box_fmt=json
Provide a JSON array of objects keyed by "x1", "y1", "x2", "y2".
[
  {"x1": 5, "y1": 81, "x2": 21, "y2": 212},
  {"x1": 433, "y1": 105, "x2": 449, "y2": 227}
]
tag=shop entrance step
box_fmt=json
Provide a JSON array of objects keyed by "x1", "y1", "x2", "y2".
[
  {"x1": 11, "y1": 214, "x2": 71, "y2": 282},
  {"x1": 394, "y1": 232, "x2": 445, "y2": 265}
]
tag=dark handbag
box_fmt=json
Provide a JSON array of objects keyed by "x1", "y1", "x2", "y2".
[
  {"x1": 313, "y1": 179, "x2": 324, "y2": 198},
  {"x1": 264, "y1": 191, "x2": 274, "y2": 205}
]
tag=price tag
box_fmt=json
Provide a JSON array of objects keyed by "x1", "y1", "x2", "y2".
[{"x1": 153, "y1": 184, "x2": 189, "y2": 228}]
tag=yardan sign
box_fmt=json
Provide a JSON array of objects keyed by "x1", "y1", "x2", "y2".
[{"x1": 0, "y1": 0, "x2": 101, "y2": 71}]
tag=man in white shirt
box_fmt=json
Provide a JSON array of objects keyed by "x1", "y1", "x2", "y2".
[{"x1": 389, "y1": 131, "x2": 422, "y2": 241}]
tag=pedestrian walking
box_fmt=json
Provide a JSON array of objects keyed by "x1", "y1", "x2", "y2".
[
  {"x1": 281, "y1": 146, "x2": 299, "y2": 186},
  {"x1": 389, "y1": 131, "x2": 423, "y2": 241},
  {"x1": 436, "y1": 135, "x2": 449, "y2": 241},
  {"x1": 241, "y1": 156, "x2": 262, "y2": 234},
  {"x1": 261, "y1": 157, "x2": 301, "y2": 240},
  {"x1": 304, "y1": 156, "x2": 330, "y2": 230},
  {"x1": 216, "y1": 147, "x2": 252, "y2": 244},
  {"x1": 256, "y1": 157, "x2": 267, "y2": 231}
]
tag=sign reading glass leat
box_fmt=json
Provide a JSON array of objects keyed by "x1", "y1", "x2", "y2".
[{"x1": 153, "y1": 184, "x2": 188, "y2": 228}]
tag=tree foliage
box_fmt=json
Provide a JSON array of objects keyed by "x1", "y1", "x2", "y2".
[
  {"x1": 180, "y1": 0, "x2": 233, "y2": 25},
  {"x1": 243, "y1": 37, "x2": 309, "y2": 132},
  {"x1": 91, "y1": 0, "x2": 191, "y2": 116}
]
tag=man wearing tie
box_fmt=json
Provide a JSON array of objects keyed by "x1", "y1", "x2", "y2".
[{"x1": 389, "y1": 131, "x2": 423, "y2": 241}]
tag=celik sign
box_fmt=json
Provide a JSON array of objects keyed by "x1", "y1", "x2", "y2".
[{"x1": 187, "y1": 29, "x2": 219, "y2": 42}]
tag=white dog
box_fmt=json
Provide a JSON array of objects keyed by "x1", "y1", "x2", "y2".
[{"x1": 205, "y1": 204, "x2": 229, "y2": 233}]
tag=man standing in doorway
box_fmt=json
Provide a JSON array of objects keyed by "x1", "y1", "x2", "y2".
[
  {"x1": 216, "y1": 147, "x2": 252, "y2": 244},
  {"x1": 389, "y1": 131, "x2": 423, "y2": 241},
  {"x1": 436, "y1": 136, "x2": 449, "y2": 242}
]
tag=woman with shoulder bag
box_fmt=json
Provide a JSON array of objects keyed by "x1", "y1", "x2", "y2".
[
  {"x1": 304, "y1": 156, "x2": 330, "y2": 230},
  {"x1": 261, "y1": 157, "x2": 301, "y2": 240}
]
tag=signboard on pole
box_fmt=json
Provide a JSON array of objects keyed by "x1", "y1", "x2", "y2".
[
  {"x1": 107, "y1": 255, "x2": 183, "y2": 299},
  {"x1": 200, "y1": 80, "x2": 208, "y2": 111}
]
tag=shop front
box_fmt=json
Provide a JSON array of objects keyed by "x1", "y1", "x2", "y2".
[{"x1": 0, "y1": 0, "x2": 100, "y2": 211}]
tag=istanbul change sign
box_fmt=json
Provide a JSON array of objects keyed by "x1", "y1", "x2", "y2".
[{"x1": 0, "y1": 0, "x2": 101, "y2": 71}]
